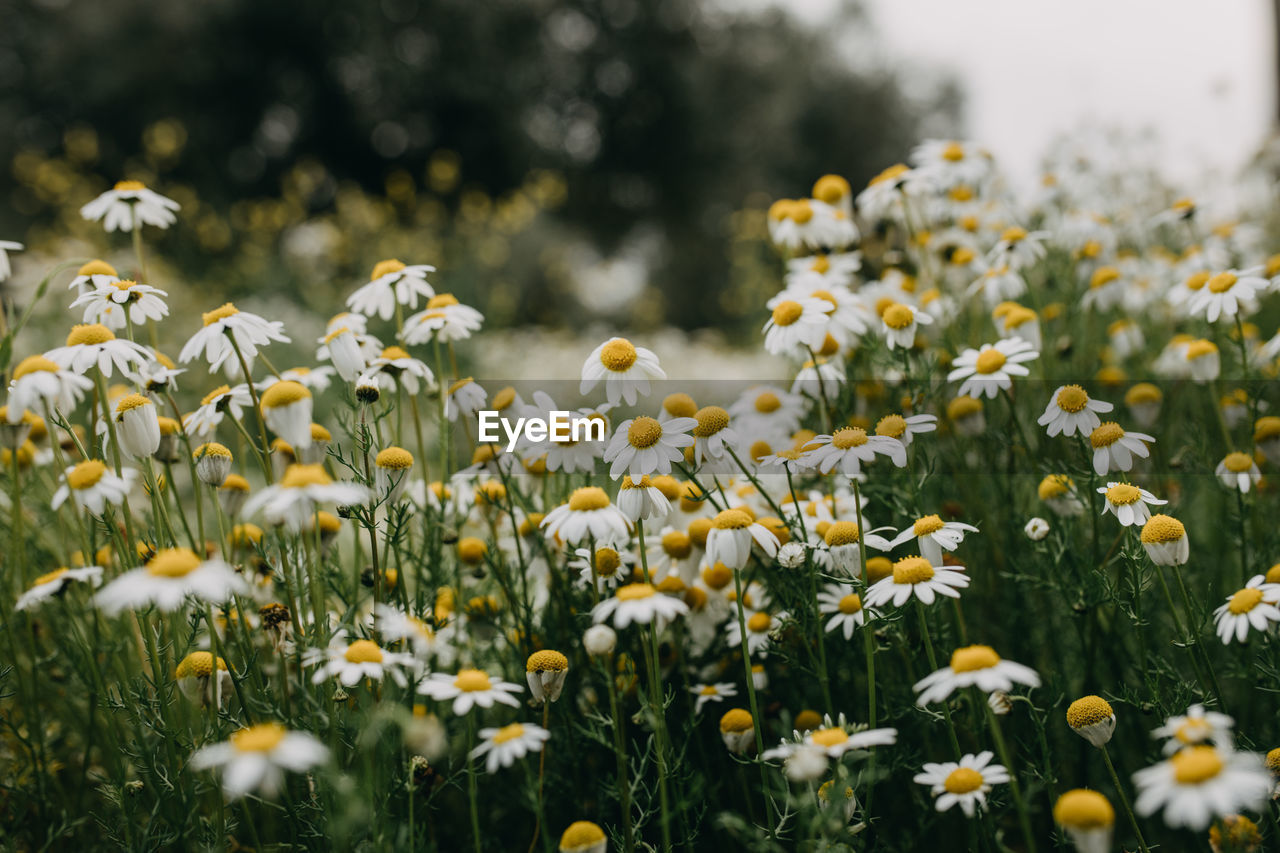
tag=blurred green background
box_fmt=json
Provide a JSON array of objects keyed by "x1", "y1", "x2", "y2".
[{"x1": 0, "y1": 0, "x2": 957, "y2": 333}]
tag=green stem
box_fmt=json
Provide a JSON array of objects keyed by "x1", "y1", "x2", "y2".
[
  {"x1": 1100, "y1": 745, "x2": 1150, "y2": 853},
  {"x1": 982, "y1": 695, "x2": 1038, "y2": 853}
]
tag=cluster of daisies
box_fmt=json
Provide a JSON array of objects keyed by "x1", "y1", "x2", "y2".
[{"x1": 6, "y1": 129, "x2": 1280, "y2": 853}]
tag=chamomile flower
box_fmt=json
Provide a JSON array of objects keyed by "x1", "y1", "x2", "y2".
[
  {"x1": 259, "y1": 380, "x2": 314, "y2": 450},
  {"x1": 6, "y1": 355, "x2": 93, "y2": 420},
  {"x1": 363, "y1": 346, "x2": 435, "y2": 395},
  {"x1": 444, "y1": 377, "x2": 487, "y2": 421},
  {"x1": 763, "y1": 714, "x2": 897, "y2": 765},
  {"x1": 470, "y1": 722, "x2": 550, "y2": 774},
  {"x1": 1089, "y1": 422, "x2": 1154, "y2": 476},
  {"x1": 914, "y1": 644, "x2": 1040, "y2": 706},
  {"x1": 0, "y1": 240, "x2": 22, "y2": 281},
  {"x1": 856, "y1": 163, "x2": 916, "y2": 221},
  {"x1": 1213, "y1": 575, "x2": 1280, "y2": 644},
  {"x1": 51, "y1": 460, "x2": 136, "y2": 514},
  {"x1": 46, "y1": 323, "x2": 151, "y2": 378},
  {"x1": 15, "y1": 566, "x2": 103, "y2": 611},
  {"x1": 802, "y1": 427, "x2": 906, "y2": 478},
  {"x1": 817, "y1": 584, "x2": 874, "y2": 639},
  {"x1": 542, "y1": 487, "x2": 631, "y2": 545},
  {"x1": 687, "y1": 682, "x2": 738, "y2": 714},
  {"x1": 1187, "y1": 268, "x2": 1268, "y2": 323},
  {"x1": 401, "y1": 294, "x2": 484, "y2": 344},
  {"x1": 66, "y1": 259, "x2": 121, "y2": 296},
  {"x1": 603, "y1": 415, "x2": 696, "y2": 480},
  {"x1": 879, "y1": 302, "x2": 933, "y2": 350},
  {"x1": 580, "y1": 337, "x2": 665, "y2": 406},
  {"x1": 947, "y1": 338, "x2": 1039, "y2": 399},
  {"x1": 559, "y1": 821, "x2": 608, "y2": 853},
  {"x1": 616, "y1": 475, "x2": 671, "y2": 522},
  {"x1": 691, "y1": 406, "x2": 742, "y2": 472},
  {"x1": 346, "y1": 259, "x2": 436, "y2": 321},
  {"x1": 71, "y1": 279, "x2": 169, "y2": 329},
  {"x1": 873, "y1": 412, "x2": 937, "y2": 448},
  {"x1": 525, "y1": 650, "x2": 569, "y2": 704},
  {"x1": 418, "y1": 668, "x2": 523, "y2": 715},
  {"x1": 179, "y1": 303, "x2": 290, "y2": 377},
  {"x1": 1139, "y1": 514, "x2": 1189, "y2": 566},
  {"x1": 189, "y1": 723, "x2": 328, "y2": 800},
  {"x1": 80, "y1": 180, "x2": 180, "y2": 232},
  {"x1": 242, "y1": 464, "x2": 371, "y2": 531},
  {"x1": 373, "y1": 603, "x2": 452, "y2": 663},
  {"x1": 374, "y1": 447, "x2": 414, "y2": 503},
  {"x1": 591, "y1": 582, "x2": 689, "y2": 629},
  {"x1": 865, "y1": 556, "x2": 970, "y2": 609},
  {"x1": 1038, "y1": 385, "x2": 1114, "y2": 437},
  {"x1": 95, "y1": 548, "x2": 247, "y2": 614},
  {"x1": 114, "y1": 393, "x2": 161, "y2": 459},
  {"x1": 705, "y1": 509, "x2": 780, "y2": 570},
  {"x1": 762, "y1": 297, "x2": 830, "y2": 355},
  {"x1": 183, "y1": 384, "x2": 254, "y2": 440},
  {"x1": 570, "y1": 545, "x2": 635, "y2": 592},
  {"x1": 988, "y1": 225, "x2": 1049, "y2": 270},
  {"x1": 725, "y1": 608, "x2": 785, "y2": 657},
  {"x1": 791, "y1": 357, "x2": 845, "y2": 399},
  {"x1": 1054, "y1": 789, "x2": 1115, "y2": 853},
  {"x1": 1153, "y1": 705, "x2": 1235, "y2": 754},
  {"x1": 1066, "y1": 695, "x2": 1117, "y2": 748},
  {"x1": 128, "y1": 354, "x2": 185, "y2": 393},
  {"x1": 303, "y1": 632, "x2": 416, "y2": 687},
  {"x1": 1133, "y1": 745, "x2": 1269, "y2": 830},
  {"x1": 318, "y1": 325, "x2": 367, "y2": 382},
  {"x1": 1215, "y1": 452, "x2": 1261, "y2": 493},
  {"x1": 1097, "y1": 482, "x2": 1166, "y2": 527},
  {"x1": 913, "y1": 751, "x2": 1010, "y2": 817},
  {"x1": 1081, "y1": 265, "x2": 1125, "y2": 311},
  {"x1": 887, "y1": 515, "x2": 979, "y2": 565}
]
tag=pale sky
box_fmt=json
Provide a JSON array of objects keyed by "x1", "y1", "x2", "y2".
[{"x1": 744, "y1": 0, "x2": 1277, "y2": 189}]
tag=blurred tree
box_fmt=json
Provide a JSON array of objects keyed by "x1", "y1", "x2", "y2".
[{"x1": 0, "y1": 0, "x2": 958, "y2": 329}]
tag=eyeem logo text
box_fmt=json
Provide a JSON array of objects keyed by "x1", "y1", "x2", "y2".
[{"x1": 477, "y1": 410, "x2": 605, "y2": 452}]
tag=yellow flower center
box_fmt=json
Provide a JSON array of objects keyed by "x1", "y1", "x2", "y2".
[
  {"x1": 831, "y1": 427, "x2": 868, "y2": 450},
  {"x1": 1066, "y1": 695, "x2": 1114, "y2": 728},
  {"x1": 1054, "y1": 790, "x2": 1115, "y2": 829},
  {"x1": 78, "y1": 259, "x2": 118, "y2": 277},
  {"x1": 913, "y1": 514, "x2": 945, "y2": 536},
  {"x1": 1001, "y1": 226, "x2": 1027, "y2": 243},
  {"x1": 870, "y1": 163, "x2": 909, "y2": 186},
  {"x1": 747, "y1": 612, "x2": 772, "y2": 633},
  {"x1": 1090, "y1": 267, "x2": 1120, "y2": 289},
  {"x1": 371, "y1": 259, "x2": 405, "y2": 280},
  {"x1": 1171, "y1": 746, "x2": 1224, "y2": 784},
  {"x1": 568, "y1": 486, "x2": 610, "y2": 512},
  {"x1": 343, "y1": 639, "x2": 384, "y2": 664},
  {"x1": 875, "y1": 414, "x2": 907, "y2": 438},
  {"x1": 771, "y1": 300, "x2": 804, "y2": 327},
  {"x1": 824, "y1": 521, "x2": 860, "y2": 547},
  {"x1": 1223, "y1": 452, "x2": 1254, "y2": 473},
  {"x1": 882, "y1": 303, "x2": 914, "y2": 330},
  {"x1": 454, "y1": 669, "x2": 493, "y2": 692},
  {"x1": 1228, "y1": 587, "x2": 1264, "y2": 614},
  {"x1": 693, "y1": 406, "x2": 730, "y2": 438},
  {"x1": 720, "y1": 708, "x2": 753, "y2": 732},
  {"x1": 974, "y1": 349, "x2": 1007, "y2": 375},
  {"x1": 893, "y1": 556, "x2": 934, "y2": 585},
  {"x1": 202, "y1": 303, "x2": 240, "y2": 326},
  {"x1": 146, "y1": 548, "x2": 202, "y2": 578},
  {"x1": 950, "y1": 645, "x2": 1000, "y2": 673},
  {"x1": 627, "y1": 416, "x2": 663, "y2": 449},
  {"x1": 944, "y1": 767, "x2": 984, "y2": 794},
  {"x1": 526, "y1": 650, "x2": 568, "y2": 672},
  {"x1": 941, "y1": 142, "x2": 965, "y2": 162},
  {"x1": 175, "y1": 651, "x2": 228, "y2": 678},
  {"x1": 810, "y1": 727, "x2": 849, "y2": 748},
  {"x1": 1090, "y1": 422, "x2": 1124, "y2": 449},
  {"x1": 838, "y1": 593, "x2": 862, "y2": 614},
  {"x1": 67, "y1": 460, "x2": 108, "y2": 490},
  {"x1": 663, "y1": 393, "x2": 697, "y2": 419},
  {"x1": 13, "y1": 355, "x2": 61, "y2": 379},
  {"x1": 615, "y1": 582, "x2": 657, "y2": 601},
  {"x1": 599, "y1": 339, "x2": 638, "y2": 372},
  {"x1": 260, "y1": 380, "x2": 310, "y2": 410},
  {"x1": 426, "y1": 293, "x2": 458, "y2": 309},
  {"x1": 66, "y1": 324, "x2": 115, "y2": 346},
  {"x1": 812, "y1": 174, "x2": 850, "y2": 204},
  {"x1": 114, "y1": 180, "x2": 146, "y2": 192},
  {"x1": 712, "y1": 509, "x2": 752, "y2": 530},
  {"x1": 281, "y1": 464, "x2": 332, "y2": 488},
  {"x1": 1140, "y1": 514, "x2": 1185, "y2": 544},
  {"x1": 1104, "y1": 483, "x2": 1140, "y2": 505},
  {"x1": 491, "y1": 722, "x2": 526, "y2": 744},
  {"x1": 1056, "y1": 385, "x2": 1089, "y2": 413},
  {"x1": 34, "y1": 567, "x2": 69, "y2": 587},
  {"x1": 662, "y1": 531, "x2": 692, "y2": 559},
  {"x1": 1207, "y1": 272, "x2": 1238, "y2": 293},
  {"x1": 594, "y1": 548, "x2": 621, "y2": 577},
  {"x1": 560, "y1": 821, "x2": 606, "y2": 848},
  {"x1": 231, "y1": 723, "x2": 287, "y2": 753}
]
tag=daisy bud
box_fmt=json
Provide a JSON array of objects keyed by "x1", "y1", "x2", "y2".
[
  {"x1": 777, "y1": 541, "x2": 806, "y2": 569},
  {"x1": 988, "y1": 691, "x2": 1012, "y2": 716},
  {"x1": 219, "y1": 473, "x2": 251, "y2": 517},
  {"x1": 323, "y1": 326, "x2": 366, "y2": 382},
  {"x1": 174, "y1": 651, "x2": 233, "y2": 708},
  {"x1": 1067, "y1": 695, "x2": 1116, "y2": 748},
  {"x1": 155, "y1": 416, "x2": 182, "y2": 463},
  {"x1": 1140, "y1": 514, "x2": 1189, "y2": 566},
  {"x1": 583, "y1": 624, "x2": 616, "y2": 657},
  {"x1": 259, "y1": 381, "x2": 313, "y2": 450},
  {"x1": 526, "y1": 650, "x2": 569, "y2": 705},
  {"x1": 114, "y1": 394, "x2": 161, "y2": 459},
  {"x1": 355, "y1": 374, "x2": 381, "y2": 404},
  {"x1": 375, "y1": 446, "x2": 414, "y2": 503},
  {"x1": 1038, "y1": 474, "x2": 1084, "y2": 517},
  {"x1": 1053, "y1": 789, "x2": 1114, "y2": 853},
  {"x1": 1024, "y1": 517, "x2": 1050, "y2": 541},
  {"x1": 719, "y1": 708, "x2": 755, "y2": 754},
  {"x1": 194, "y1": 443, "x2": 234, "y2": 487},
  {"x1": 558, "y1": 821, "x2": 607, "y2": 853},
  {"x1": 1210, "y1": 814, "x2": 1262, "y2": 853}
]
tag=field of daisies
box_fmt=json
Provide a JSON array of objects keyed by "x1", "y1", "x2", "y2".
[{"x1": 5, "y1": 134, "x2": 1280, "y2": 853}]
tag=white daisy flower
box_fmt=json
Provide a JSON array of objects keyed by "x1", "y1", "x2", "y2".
[
  {"x1": 817, "y1": 584, "x2": 875, "y2": 639},
  {"x1": 470, "y1": 722, "x2": 550, "y2": 774},
  {"x1": 1186, "y1": 268, "x2": 1268, "y2": 323},
  {"x1": 763, "y1": 715, "x2": 897, "y2": 764},
  {"x1": 988, "y1": 226, "x2": 1048, "y2": 270},
  {"x1": 179, "y1": 303, "x2": 290, "y2": 377},
  {"x1": 791, "y1": 356, "x2": 846, "y2": 399},
  {"x1": 445, "y1": 377, "x2": 487, "y2": 421},
  {"x1": 80, "y1": 180, "x2": 180, "y2": 232},
  {"x1": 183, "y1": 383, "x2": 254, "y2": 441},
  {"x1": 603, "y1": 415, "x2": 696, "y2": 480},
  {"x1": 113, "y1": 393, "x2": 161, "y2": 459},
  {"x1": 346, "y1": 259, "x2": 436, "y2": 321},
  {"x1": 0, "y1": 240, "x2": 22, "y2": 281},
  {"x1": 872, "y1": 412, "x2": 936, "y2": 448},
  {"x1": 51, "y1": 460, "x2": 136, "y2": 515},
  {"x1": 689, "y1": 682, "x2": 738, "y2": 714},
  {"x1": 95, "y1": 548, "x2": 247, "y2": 614},
  {"x1": 259, "y1": 380, "x2": 314, "y2": 450},
  {"x1": 616, "y1": 475, "x2": 671, "y2": 523},
  {"x1": 913, "y1": 751, "x2": 1010, "y2": 817},
  {"x1": 580, "y1": 337, "x2": 665, "y2": 406},
  {"x1": 762, "y1": 297, "x2": 830, "y2": 355},
  {"x1": 705, "y1": 509, "x2": 780, "y2": 570},
  {"x1": 913, "y1": 645, "x2": 1040, "y2": 706},
  {"x1": 865, "y1": 556, "x2": 970, "y2": 609},
  {"x1": 570, "y1": 545, "x2": 635, "y2": 593},
  {"x1": 1037, "y1": 385, "x2": 1114, "y2": 437},
  {"x1": 1097, "y1": 482, "x2": 1166, "y2": 527},
  {"x1": 70, "y1": 280, "x2": 169, "y2": 329},
  {"x1": 189, "y1": 723, "x2": 328, "y2": 799},
  {"x1": 127, "y1": 354, "x2": 186, "y2": 394},
  {"x1": 879, "y1": 302, "x2": 933, "y2": 350},
  {"x1": 373, "y1": 603, "x2": 453, "y2": 663},
  {"x1": 1133, "y1": 745, "x2": 1269, "y2": 831},
  {"x1": 15, "y1": 565, "x2": 104, "y2": 611},
  {"x1": 242, "y1": 464, "x2": 371, "y2": 532},
  {"x1": 591, "y1": 582, "x2": 689, "y2": 629},
  {"x1": 886, "y1": 514, "x2": 979, "y2": 566},
  {"x1": 66, "y1": 259, "x2": 121, "y2": 296},
  {"x1": 418, "y1": 668, "x2": 523, "y2": 716},
  {"x1": 363, "y1": 346, "x2": 435, "y2": 395},
  {"x1": 1081, "y1": 265, "x2": 1125, "y2": 312},
  {"x1": 1140, "y1": 514, "x2": 1190, "y2": 566},
  {"x1": 302, "y1": 631, "x2": 416, "y2": 687},
  {"x1": 1152, "y1": 704, "x2": 1235, "y2": 754},
  {"x1": 317, "y1": 325, "x2": 368, "y2": 382},
  {"x1": 1053, "y1": 789, "x2": 1115, "y2": 853},
  {"x1": 6, "y1": 355, "x2": 93, "y2": 421},
  {"x1": 45, "y1": 324, "x2": 151, "y2": 378},
  {"x1": 1215, "y1": 451, "x2": 1261, "y2": 493},
  {"x1": 911, "y1": 139, "x2": 992, "y2": 188},
  {"x1": 690, "y1": 405, "x2": 742, "y2": 474},
  {"x1": 947, "y1": 338, "x2": 1039, "y2": 400},
  {"x1": 1088, "y1": 422, "x2": 1155, "y2": 476},
  {"x1": 401, "y1": 294, "x2": 484, "y2": 344},
  {"x1": 802, "y1": 427, "x2": 906, "y2": 479},
  {"x1": 856, "y1": 163, "x2": 918, "y2": 222},
  {"x1": 541, "y1": 487, "x2": 631, "y2": 546},
  {"x1": 1213, "y1": 575, "x2": 1280, "y2": 644},
  {"x1": 725, "y1": 608, "x2": 785, "y2": 657},
  {"x1": 728, "y1": 386, "x2": 808, "y2": 443}
]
